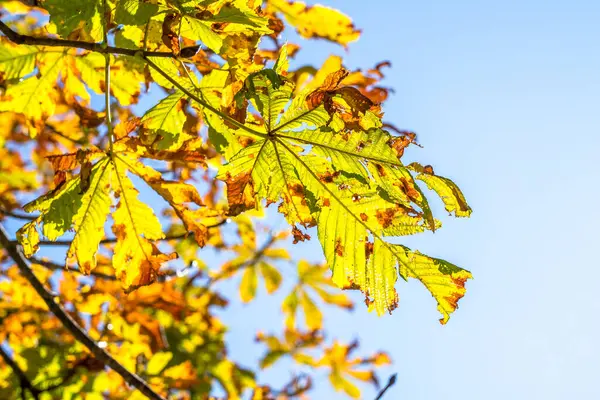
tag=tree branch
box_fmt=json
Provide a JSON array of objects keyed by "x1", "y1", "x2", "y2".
[
  {"x1": 0, "y1": 223, "x2": 167, "y2": 400},
  {"x1": 0, "y1": 18, "x2": 265, "y2": 141},
  {"x1": 0, "y1": 343, "x2": 40, "y2": 400},
  {"x1": 374, "y1": 374, "x2": 397, "y2": 400},
  {"x1": 0, "y1": 208, "x2": 36, "y2": 221},
  {"x1": 0, "y1": 20, "x2": 174, "y2": 58},
  {"x1": 29, "y1": 257, "x2": 118, "y2": 280}
]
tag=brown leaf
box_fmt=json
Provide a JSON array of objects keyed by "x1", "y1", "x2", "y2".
[
  {"x1": 291, "y1": 225, "x2": 311, "y2": 244},
  {"x1": 225, "y1": 171, "x2": 256, "y2": 216},
  {"x1": 162, "y1": 14, "x2": 181, "y2": 55}
]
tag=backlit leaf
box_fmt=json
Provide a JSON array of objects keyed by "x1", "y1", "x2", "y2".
[{"x1": 210, "y1": 60, "x2": 471, "y2": 321}]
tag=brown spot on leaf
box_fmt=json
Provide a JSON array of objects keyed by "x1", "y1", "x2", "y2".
[
  {"x1": 365, "y1": 241, "x2": 374, "y2": 261},
  {"x1": 288, "y1": 183, "x2": 304, "y2": 196},
  {"x1": 238, "y1": 136, "x2": 255, "y2": 148},
  {"x1": 211, "y1": 22, "x2": 229, "y2": 31},
  {"x1": 360, "y1": 213, "x2": 368, "y2": 222},
  {"x1": 387, "y1": 130, "x2": 418, "y2": 158},
  {"x1": 374, "y1": 163, "x2": 386, "y2": 177},
  {"x1": 394, "y1": 178, "x2": 420, "y2": 202},
  {"x1": 334, "y1": 238, "x2": 344, "y2": 257},
  {"x1": 318, "y1": 170, "x2": 340, "y2": 184},
  {"x1": 375, "y1": 208, "x2": 399, "y2": 229}
]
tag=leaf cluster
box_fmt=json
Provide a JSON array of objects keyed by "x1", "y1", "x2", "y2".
[{"x1": 0, "y1": 0, "x2": 472, "y2": 399}]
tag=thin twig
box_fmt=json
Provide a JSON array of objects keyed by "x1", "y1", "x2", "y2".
[
  {"x1": 0, "y1": 208, "x2": 36, "y2": 221},
  {"x1": 13, "y1": 220, "x2": 228, "y2": 247},
  {"x1": 0, "y1": 223, "x2": 167, "y2": 400},
  {"x1": 0, "y1": 343, "x2": 41, "y2": 400},
  {"x1": 374, "y1": 374, "x2": 397, "y2": 400},
  {"x1": 0, "y1": 18, "x2": 264, "y2": 140},
  {"x1": 185, "y1": 234, "x2": 277, "y2": 294},
  {"x1": 0, "y1": 20, "x2": 173, "y2": 58},
  {"x1": 29, "y1": 257, "x2": 118, "y2": 280}
]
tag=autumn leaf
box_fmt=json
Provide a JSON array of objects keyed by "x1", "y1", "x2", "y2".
[
  {"x1": 209, "y1": 52, "x2": 472, "y2": 322},
  {"x1": 0, "y1": 2, "x2": 473, "y2": 398},
  {"x1": 283, "y1": 260, "x2": 353, "y2": 331},
  {"x1": 267, "y1": 0, "x2": 361, "y2": 46},
  {"x1": 17, "y1": 144, "x2": 208, "y2": 291}
]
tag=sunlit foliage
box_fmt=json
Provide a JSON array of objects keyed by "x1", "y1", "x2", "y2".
[{"x1": 0, "y1": 0, "x2": 472, "y2": 398}]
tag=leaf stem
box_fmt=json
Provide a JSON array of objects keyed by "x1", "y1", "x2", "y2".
[
  {"x1": 0, "y1": 223, "x2": 168, "y2": 400},
  {"x1": 105, "y1": 53, "x2": 114, "y2": 153},
  {"x1": 0, "y1": 208, "x2": 36, "y2": 221},
  {"x1": 374, "y1": 374, "x2": 397, "y2": 400},
  {"x1": 102, "y1": 0, "x2": 114, "y2": 153},
  {"x1": 143, "y1": 57, "x2": 267, "y2": 139},
  {"x1": 29, "y1": 257, "x2": 118, "y2": 280}
]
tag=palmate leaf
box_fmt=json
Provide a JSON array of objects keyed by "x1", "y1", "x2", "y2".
[
  {"x1": 210, "y1": 54, "x2": 472, "y2": 323},
  {"x1": 17, "y1": 142, "x2": 207, "y2": 291}
]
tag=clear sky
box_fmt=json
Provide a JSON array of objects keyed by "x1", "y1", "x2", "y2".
[
  {"x1": 5, "y1": 1, "x2": 599, "y2": 399},
  {"x1": 219, "y1": 1, "x2": 600, "y2": 399}
]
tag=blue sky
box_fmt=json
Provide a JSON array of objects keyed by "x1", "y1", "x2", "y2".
[
  {"x1": 4, "y1": 0, "x2": 600, "y2": 398},
  {"x1": 220, "y1": 1, "x2": 600, "y2": 399}
]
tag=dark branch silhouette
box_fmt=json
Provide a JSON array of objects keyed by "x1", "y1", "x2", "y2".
[
  {"x1": 0, "y1": 20, "x2": 174, "y2": 58},
  {"x1": 0, "y1": 223, "x2": 167, "y2": 400},
  {"x1": 0, "y1": 208, "x2": 37, "y2": 221},
  {"x1": 374, "y1": 374, "x2": 397, "y2": 400},
  {"x1": 0, "y1": 344, "x2": 40, "y2": 400}
]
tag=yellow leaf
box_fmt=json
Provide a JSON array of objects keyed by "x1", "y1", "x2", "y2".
[
  {"x1": 299, "y1": 290, "x2": 322, "y2": 331},
  {"x1": 409, "y1": 162, "x2": 473, "y2": 217},
  {"x1": 396, "y1": 248, "x2": 472, "y2": 324},
  {"x1": 112, "y1": 157, "x2": 175, "y2": 289},
  {"x1": 259, "y1": 262, "x2": 282, "y2": 294},
  {"x1": 146, "y1": 352, "x2": 173, "y2": 375},
  {"x1": 268, "y1": 0, "x2": 361, "y2": 46},
  {"x1": 239, "y1": 266, "x2": 258, "y2": 302}
]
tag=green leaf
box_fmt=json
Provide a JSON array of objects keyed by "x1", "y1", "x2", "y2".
[
  {"x1": 141, "y1": 90, "x2": 187, "y2": 149},
  {"x1": 43, "y1": 0, "x2": 104, "y2": 41},
  {"x1": 209, "y1": 66, "x2": 472, "y2": 322},
  {"x1": 67, "y1": 159, "x2": 113, "y2": 273},
  {"x1": 114, "y1": 0, "x2": 162, "y2": 26},
  {"x1": 0, "y1": 52, "x2": 64, "y2": 127},
  {"x1": 180, "y1": 16, "x2": 224, "y2": 53},
  {"x1": 0, "y1": 39, "x2": 38, "y2": 81}
]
